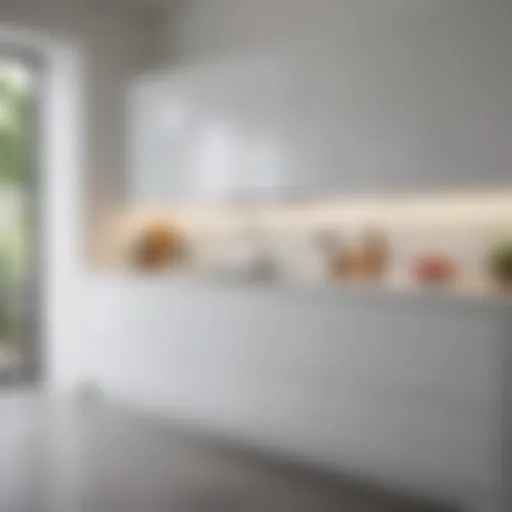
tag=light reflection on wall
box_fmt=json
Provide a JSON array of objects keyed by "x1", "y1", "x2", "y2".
[
  {"x1": 191, "y1": 124, "x2": 283, "y2": 198},
  {"x1": 244, "y1": 132, "x2": 283, "y2": 194},
  {"x1": 123, "y1": 190, "x2": 512, "y2": 230},
  {"x1": 192, "y1": 123, "x2": 239, "y2": 197}
]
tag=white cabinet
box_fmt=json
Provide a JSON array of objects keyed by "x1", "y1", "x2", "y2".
[
  {"x1": 128, "y1": 76, "x2": 205, "y2": 202},
  {"x1": 128, "y1": 42, "x2": 512, "y2": 203},
  {"x1": 92, "y1": 280, "x2": 508, "y2": 510},
  {"x1": 128, "y1": 56, "x2": 289, "y2": 203}
]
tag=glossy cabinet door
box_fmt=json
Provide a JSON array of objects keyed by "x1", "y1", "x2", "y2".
[
  {"x1": 128, "y1": 76, "x2": 198, "y2": 203},
  {"x1": 128, "y1": 40, "x2": 512, "y2": 204},
  {"x1": 128, "y1": 56, "x2": 289, "y2": 203},
  {"x1": 274, "y1": 38, "x2": 512, "y2": 195}
]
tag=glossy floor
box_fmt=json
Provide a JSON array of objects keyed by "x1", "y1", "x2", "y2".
[{"x1": 0, "y1": 390, "x2": 457, "y2": 512}]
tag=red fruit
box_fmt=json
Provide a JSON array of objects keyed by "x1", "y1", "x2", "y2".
[{"x1": 413, "y1": 255, "x2": 455, "y2": 282}]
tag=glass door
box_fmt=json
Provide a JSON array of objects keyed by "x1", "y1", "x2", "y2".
[{"x1": 0, "y1": 50, "x2": 39, "y2": 382}]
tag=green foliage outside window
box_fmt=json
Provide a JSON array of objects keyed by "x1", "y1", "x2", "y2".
[
  {"x1": 0, "y1": 68, "x2": 31, "y2": 184},
  {"x1": 0, "y1": 62, "x2": 32, "y2": 347}
]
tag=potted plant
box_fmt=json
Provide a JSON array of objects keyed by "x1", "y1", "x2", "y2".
[{"x1": 488, "y1": 239, "x2": 512, "y2": 289}]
